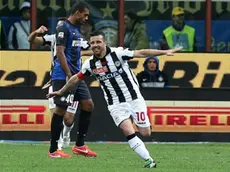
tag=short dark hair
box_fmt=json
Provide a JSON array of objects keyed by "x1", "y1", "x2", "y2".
[
  {"x1": 70, "y1": 1, "x2": 89, "y2": 15},
  {"x1": 57, "y1": 17, "x2": 67, "y2": 22},
  {"x1": 90, "y1": 30, "x2": 105, "y2": 38}
]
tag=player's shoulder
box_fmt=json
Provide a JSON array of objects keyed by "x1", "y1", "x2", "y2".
[
  {"x1": 56, "y1": 21, "x2": 67, "y2": 30},
  {"x1": 110, "y1": 46, "x2": 124, "y2": 53},
  {"x1": 83, "y1": 55, "x2": 94, "y2": 65}
]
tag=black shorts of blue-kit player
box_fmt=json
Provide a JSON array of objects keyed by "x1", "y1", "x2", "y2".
[
  {"x1": 73, "y1": 80, "x2": 93, "y2": 147},
  {"x1": 53, "y1": 80, "x2": 77, "y2": 109},
  {"x1": 49, "y1": 80, "x2": 77, "y2": 153},
  {"x1": 73, "y1": 80, "x2": 92, "y2": 101}
]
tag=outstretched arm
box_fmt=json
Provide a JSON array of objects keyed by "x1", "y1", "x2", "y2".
[{"x1": 133, "y1": 47, "x2": 182, "y2": 57}]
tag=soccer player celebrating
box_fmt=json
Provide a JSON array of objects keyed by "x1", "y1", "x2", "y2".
[{"x1": 47, "y1": 30, "x2": 182, "y2": 166}]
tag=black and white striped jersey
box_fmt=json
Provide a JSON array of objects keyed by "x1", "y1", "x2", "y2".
[
  {"x1": 81, "y1": 47, "x2": 142, "y2": 105},
  {"x1": 43, "y1": 34, "x2": 56, "y2": 63}
]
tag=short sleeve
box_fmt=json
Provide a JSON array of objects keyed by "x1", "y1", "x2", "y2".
[
  {"x1": 81, "y1": 59, "x2": 92, "y2": 76},
  {"x1": 121, "y1": 48, "x2": 134, "y2": 61},
  {"x1": 56, "y1": 23, "x2": 68, "y2": 46},
  {"x1": 42, "y1": 34, "x2": 54, "y2": 46}
]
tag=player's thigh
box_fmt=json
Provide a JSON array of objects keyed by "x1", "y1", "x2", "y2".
[
  {"x1": 74, "y1": 80, "x2": 94, "y2": 111},
  {"x1": 52, "y1": 80, "x2": 76, "y2": 114},
  {"x1": 108, "y1": 103, "x2": 132, "y2": 127},
  {"x1": 119, "y1": 118, "x2": 136, "y2": 136},
  {"x1": 130, "y1": 98, "x2": 151, "y2": 129}
]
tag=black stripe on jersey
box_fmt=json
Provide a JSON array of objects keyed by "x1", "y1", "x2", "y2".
[
  {"x1": 89, "y1": 58, "x2": 113, "y2": 105},
  {"x1": 89, "y1": 58, "x2": 98, "y2": 76},
  {"x1": 122, "y1": 56, "x2": 133, "y2": 61},
  {"x1": 128, "y1": 68, "x2": 138, "y2": 86},
  {"x1": 100, "y1": 57, "x2": 126, "y2": 104},
  {"x1": 42, "y1": 37, "x2": 51, "y2": 46},
  {"x1": 110, "y1": 52, "x2": 138, "y2": 100}
]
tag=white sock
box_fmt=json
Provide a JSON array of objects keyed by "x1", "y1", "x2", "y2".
[
  {"x1": 63, "y1": 122, "x2": 74, "y2": 137},
  {"x1": 128, "y1": 136, "x2": 151, "y2": 160}
]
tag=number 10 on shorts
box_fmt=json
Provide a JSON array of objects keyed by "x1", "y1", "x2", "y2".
[{"x1": 136, "y1": 112, "x2": 145, "y2": 121}]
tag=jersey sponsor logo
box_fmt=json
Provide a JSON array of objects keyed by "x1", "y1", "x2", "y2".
[
  {"x1": 72, "y1": 39, "x2": 89, "y2": 48},
  {"x1": 92, "y1": 66, "x2": 108, "y2": 74},
  {"x1": 97, "y1": 68, "x2": 123, "y2": 81},
  {"x1": 72, "y1": 40, "x2": 82, "y2": 47}
]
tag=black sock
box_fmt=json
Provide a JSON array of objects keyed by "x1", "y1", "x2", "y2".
[
  {"x1": 49, "y1": 113, "x2": 63, "y2": 153},
  {"x1": 75, "y1": 110, "x2": 92, "y2": 146},
  {"x1": 126, "y1": 133, "x2": 136, "y2": 141}
]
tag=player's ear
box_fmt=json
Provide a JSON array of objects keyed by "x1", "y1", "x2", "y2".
[{"x1": 74, "y1": 10, "x2": 80, "y2": 17}]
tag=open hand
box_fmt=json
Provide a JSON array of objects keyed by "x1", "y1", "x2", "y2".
[
  {"x1": 46, "y1": 91, "x2": 61, "y2": 98},
  {"x1": 166, "y1": 47, "x2": 183, "y2": 56}
]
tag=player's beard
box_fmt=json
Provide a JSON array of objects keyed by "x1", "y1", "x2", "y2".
[{"x1": 93, "y1": 47, "x2": 101, "y2": 57}]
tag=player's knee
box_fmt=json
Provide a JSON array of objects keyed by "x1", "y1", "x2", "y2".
[
  {"x1": 54, "y1": 106, "x2": 66, "y2": 116},
  {"x1": 64, "y1": 113, "x2": 74, "y2": 126},
  {"x1": 81, "y1": 99, "x2": 94, "y2": 112},
  {"x1": 64, "y1": 118, "x2": 74, "y2": 126},
  {"x1": 139, "y1": 130, "x2": 151, "y2": 137}
]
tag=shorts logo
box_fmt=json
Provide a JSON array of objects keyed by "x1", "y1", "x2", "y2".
[
  {"x1": 137, "y1": 122, "x2": 146, "y2": 125},
  {"x1": 158, "y1": 76, "x2": 163, "y2": 82},
  {"x1": 58, "y1": 32, "x2": 64, "y2": 38},
  {"x1": 60, "y1": 96, "x2": 66, "y2": 102}
]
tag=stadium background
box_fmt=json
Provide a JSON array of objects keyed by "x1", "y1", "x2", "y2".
[{"x1": 1, "y1": 0, "x2": 230, "y2": 142}]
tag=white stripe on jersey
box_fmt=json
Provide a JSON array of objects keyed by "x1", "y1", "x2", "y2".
[
  {"x1": 82, "y1": 47, "x2": 143, "y2": 105},
  {"x1": 43, "y1": 34, "x2": 56, "y2": 64}
]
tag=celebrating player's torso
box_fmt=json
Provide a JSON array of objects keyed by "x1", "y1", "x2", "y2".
[{"x1": 82, "y1": 47, "x2": 143, "y2": 105}]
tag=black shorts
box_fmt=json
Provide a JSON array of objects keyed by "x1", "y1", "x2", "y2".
[{"x1": 52, "y1": 80, "x2": 91, "y2": 109}]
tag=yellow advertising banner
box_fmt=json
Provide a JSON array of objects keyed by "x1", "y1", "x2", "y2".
[
  {"x1": 146, "y1": 101, "x2": 230, "y2": 133},
  {"x1": 1, "y1": 51, "x2": 230, "y2": 88},
  {"x1": 0, "y1": 100, "x2": 51, "y2": 131}
]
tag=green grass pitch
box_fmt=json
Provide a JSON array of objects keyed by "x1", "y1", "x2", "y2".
[{"x1": 1, "y1": 143, "x2": 230, "y2": 172}]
